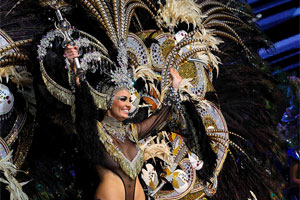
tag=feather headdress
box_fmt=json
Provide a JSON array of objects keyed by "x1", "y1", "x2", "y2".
[{"x1": 157, "y1": 0, "x2": 206, "y2": 31}]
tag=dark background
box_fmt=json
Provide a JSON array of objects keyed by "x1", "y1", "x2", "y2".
[{"x1": 248, "y1": 0, "x2": 299, "y2": 76}]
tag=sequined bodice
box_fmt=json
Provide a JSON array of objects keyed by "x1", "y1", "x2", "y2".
[{"x1": 98, "y1": 116, "x2": 144, "y2": 176}]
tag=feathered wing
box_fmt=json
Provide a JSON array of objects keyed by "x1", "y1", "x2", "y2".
[
  {"x1": 203, "y1": 1, "x2": 285, "y2": 199},
  {"x1": 0, "y1": 1, "x2": 49, "y2": 198},
  {"x1": 1, "y1": 1, "x2": 85, "y2": 199},
  {"x1": 138, "y1": 0, "x2": 284, "y2": 199}
]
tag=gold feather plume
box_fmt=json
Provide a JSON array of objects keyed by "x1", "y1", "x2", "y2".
[
  {"x1": 157, "y1": 0, "x2": 206, "y2": 31},
  {"x1": 0, "y1": 36, "x2": 33, "y2": 87},
  {"x1": 140, "y1": 132, "x2": 173, "y2": 165},
  {"x1": 0, "y1": 66, "x2": 32, "y2": 86},
  {"x1": 134, "y1": 65, "x2": 159, "y2": 94},
  {"x1": 192, "y1": 28, "x2": 222, "y2": 75}
]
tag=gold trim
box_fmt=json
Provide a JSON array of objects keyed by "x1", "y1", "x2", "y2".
[
  {"x1": 13, "y1": 114, "x2": 34, "y2": 169},
  {"x1": 4, "y1": 108, "x2": 27, "y2": 148},
  {"x1": 40, "y1": 61, "x2": 74, "y2": 105},
  {"x1": 87, "y1": 82, "x2": 107, "y2": 110},
  {"x1": 40, "y1": 61, "x2": 108, "y2": 109},
  {"x1": 130, "y1": 124, "x2": 139, "y2": 143}
]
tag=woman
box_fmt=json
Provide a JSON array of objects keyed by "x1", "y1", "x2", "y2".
[{"x1": 65, "y1": 45, "x2": 183, "y2": 200}]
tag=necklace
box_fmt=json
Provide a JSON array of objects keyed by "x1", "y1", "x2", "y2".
[{"x1": 102, "y1": 116, "x2": 127, "y2": 143}]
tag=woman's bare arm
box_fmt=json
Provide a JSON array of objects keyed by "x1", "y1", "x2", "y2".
[{"x1": 135, "y1": 68, "x2": 182, "y2": 139}]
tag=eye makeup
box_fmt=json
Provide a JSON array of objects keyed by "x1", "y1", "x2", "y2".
[{"x1": 115, "y1": 96, "x2": 128, "y2": 102}]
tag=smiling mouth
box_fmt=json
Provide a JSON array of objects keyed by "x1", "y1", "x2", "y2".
[{"x1": 122, "y1": 109, "x2": 129, "y2": 113}]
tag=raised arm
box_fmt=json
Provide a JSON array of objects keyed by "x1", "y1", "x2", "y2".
[
  {"x1": 135, "y1": 68, "x2": 182, "y2": 139},
  {"x1": 65, "y1": 45, "x2": 81, "y2": 86}
]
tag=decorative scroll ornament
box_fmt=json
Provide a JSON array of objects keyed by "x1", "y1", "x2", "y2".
[
  {"x1": 172, "y1": 169, "x2": 189, "y2": 193},
  {"x1": 141, "y1": 163, "x2": 159, "y2": 190},
  {"x1": 203, "y1": 173, "x2": 218, "y2": 197},
  {"x1": 0, "y1": 84, "x2": 14, "y2": 120}
]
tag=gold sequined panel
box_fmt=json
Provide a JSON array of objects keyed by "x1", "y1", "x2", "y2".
[
  {"x1": 160, "y1": 39, "x2": 175, "y2": 58},
  {"x1": 204, "y1": 70, "x2": 215, "y2": 92},
  {"x1": 13, "y1": 113, "x2": 34, "y2": 169},
  {"x1": 179, "y1": 190, "x2": 205, "y2": 200},
  {"x1": 128, "y1": 51, "x2": 139, "y2": 66},
  {"x1": 178, "y1": 62, "x2": 198, "y2": 86},
  {"x1": 87, "y1": 82, "x2": 107, "y2": 110},
  {"x1": 135, "y1": 30, "x2": 163, "y2": 41}
]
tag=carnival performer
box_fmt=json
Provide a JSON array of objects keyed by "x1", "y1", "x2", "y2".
[
  {"x1": 35, "y1": 0, "x2": 280, "y2": 198},
  {"x1": 65, "y1": 45, "x2": 184, "y2": 200}
]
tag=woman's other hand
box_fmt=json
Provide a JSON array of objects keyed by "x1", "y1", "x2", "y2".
[{"x1": 170, "y1": 67, "x2": 182, "y2": 91}]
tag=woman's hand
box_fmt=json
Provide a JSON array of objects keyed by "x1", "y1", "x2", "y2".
[
  {"x1": 170, "y1": 67, "x2": 182, "y2": 91},
  {"x1": 64, "y1": 45, "x2": 81, "y2": 86},
  {"x1": 64, "y1": 45, "x2": 79, "y2": 65}
]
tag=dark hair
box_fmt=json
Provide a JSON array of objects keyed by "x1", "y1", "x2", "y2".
[{"x1": 74, "y1": 81, "x2": 105, "y2": 166}]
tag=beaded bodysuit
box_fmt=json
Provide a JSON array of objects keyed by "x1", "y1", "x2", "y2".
[{"x1": 96, "y1": 107, "x2": 171, "y2": 200}]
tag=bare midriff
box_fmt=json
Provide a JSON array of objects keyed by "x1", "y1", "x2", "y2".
[{"x1": 95, "y1": 166, "x2": 145, "y2": 200}]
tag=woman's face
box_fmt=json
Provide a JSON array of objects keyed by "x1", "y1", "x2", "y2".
[{"x1": 107, "y1": 89, "x2": 132, "y2": 121}]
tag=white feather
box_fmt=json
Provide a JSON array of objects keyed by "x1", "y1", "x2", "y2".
[
  {"x1": 158, "y1": 0, "x2": 206, "y2": 31},
  {"x1": 0, "y1": 151, "x2": 29, "y2": 200},
  {"x1": 140, "y1": 132, "x2": 173, "y2": 165},
  {"x1": 0, "y1": 66, "x2": 32, "y2": 87}
]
